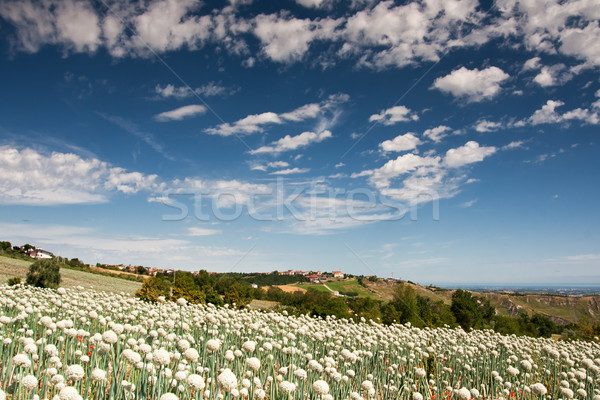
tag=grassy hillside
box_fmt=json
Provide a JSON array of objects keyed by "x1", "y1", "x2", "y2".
[
  {"x1": 325, "y1": 279, "x2": 374, "y2": 298},
  {"x1": 0, "y1": 255, "x2": 142, "y2": 295},
  {"x1": 292, "y1": 279, "x2": 374, "y2": 298}
]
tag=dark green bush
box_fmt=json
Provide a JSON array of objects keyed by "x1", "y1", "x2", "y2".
[{"x1": 26, "y1": 258, "x2": 61, "y2": 289}]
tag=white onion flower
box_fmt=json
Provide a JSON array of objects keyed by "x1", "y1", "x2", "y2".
[
  {"x1": 312, "y1": 380, "x2": 330, "y2": 395},
  {"x1": 217, "y1": 369, "x2": 238, "y2": 392}
]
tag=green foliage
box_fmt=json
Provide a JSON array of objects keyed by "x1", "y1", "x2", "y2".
[
  {"x1": 347, "y1": 297, "x2": 382, "y2": 322},
  {"x1": 68, "y1": 258, "x2": 86, "y2": 269},
  {"x1": 450, "y1": 289, "x2": 494, "y2": 330},
  {"x1": 26, "y1": 258, "x2": 61, "y2": 289},
  {"x1": 172, "y1": 271, "x2": 206, "y2": 304},
  {"x1": 136, "y1": 272, "x2": 223, "y2": 306},
  {"x1": 224, "y1": 282, "x2": 250, "y2": 307},
  {"x1": 135, "y1": 266, "x2": 148, "y2": 275},
  {"x1": 7, "y1": 277, "x2": 21, "y2": 286},
  {"x1": 136, "y1": 277, "x2": 171, "y2": 302}
]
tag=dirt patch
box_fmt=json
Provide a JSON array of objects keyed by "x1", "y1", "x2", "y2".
[{"x1": 275, "y1": 285, "x2": 306, "y2": 293}]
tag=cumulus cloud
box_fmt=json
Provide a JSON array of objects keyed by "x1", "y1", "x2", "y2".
[
  {"x1": 357, "y1": 153, "x2": 441, "y2": 189},
  {"x1": 154, "y1": 104, "x2": 207, "y2": 121},
  {"x1": 253, "y1": 13, "x2": 340, "y2": 63},
  {"x1": 525, "y1": 100, "x2": 599, "y2": 125},
  {"x1": 368, "y1": 105, "x2": 418, "y2": 125},
  {"x1": 522, "y1": 57, "x2": 541, "y2": 71},
  {"x1": 474, "y1": 120, "x2": 502, "y2": 132},
  {"x1": 444, "y1": 141, "x2": 497, "y2": 168},
  {"x1": 524, "y1": 63, "x2": 573, "y2": 87},
  {"x1": 0, "y1": 146, "x2": 161, "y2": 205},
  {"x1": 379, "y1": 133, "x2": 421, "y2": 152},
  {"x1": 432, "y1": 66, "x2": 509, "y2": 102},
  {"x1": 423, "y1": 125, "x2": 451, "y2": 142},
  {"x1": 355, "y1": 141, "x2": 496, "y2": 204},
  {"x1": 559, "y1": 22, "x2": 600, "y2": 68},
  {"x1": 251, "y1": 130, "x2": 332, "y2": 154},
  {"x1": 0, "y1": 0, "x2": 101, "y2": 53},
  {"x1": 1, "y1": 0, "x2": 599, "y2": 76}
]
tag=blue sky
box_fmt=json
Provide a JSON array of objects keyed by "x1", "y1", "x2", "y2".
[{"x1": 1, "y1": 0, "x2": 599, "y2": 285}]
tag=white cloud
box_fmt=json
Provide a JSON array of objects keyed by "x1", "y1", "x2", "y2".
[
  {"x1": 526, "y1": 100, "x2": 599, "y2": 125},
  {"x1": 251, "y1": 161, "x2": 290, "y2": 171},
  {"x1": 559, "y1": 22, "x2": 600, "y2": 67},
  {"x1": 522, "y1": 57, "x2": 541, "y2": 71},
  {"x1": 356, "y1": 141, "x2": 496, "y2": 205},
  {"x1": 379, "y1": 132, "x2": 421, "y2": 152},
  {"x1": 295, "y1": 0, "x2": 329, "y2": 8},
  {"x1": 253, "y1": 13, "x2": 339, "y2": 63},
  {"x1": 341, "y1": 0, "x2": 480, "y2": 69},
  {"x1": 185, "y1": 227, "x2": 222, "y2": 236},
  {"x1": 154, "y1": 104, "x2": 207, "y2": 121},
  {"x1": 279, "y1": 103, "x2": 321, "y2": 121},
  {"x1": 132, "y1": 0, "x2": 212, "y2": 54},
  {"x1": 358, "y1": 153, "x2": 441, "y2": 189},
  {"x1": 502, "y1": 141, "x2": 525, "y2": 150},
  {"x1": 368, "y1": 105, "x2": 418, "y2": 125},
  {"x1": 474, "y1": 119, "x2": 502, "y2": 132},
  {"x1": 529, "y1": 64, "x2": 573, "y2": 87},
  {"x1": 155, "y1": 82, "x2": 236, "y2": 99},
  {"x1": 444, "y1": 141, "x2": 497, "y2": 168},
  {"x1": 459, "y1": 198, "x2": 478, "y2": 208},
  {"x1": 269, "y1": 167, "x2": 310, "y2": 175},
  {"x1": 251, "y1": 130, "x2": 332, "y2": 155},
  {"x1": 205, "y1": 95, "x2": 347, "y2": 136},
  {"x1": 0, "y1": 146, "x2": 161, "y2": 205},
  {"x1": 533, "y1": 68, "x2": 554, "y2": 87},
  {"x1": 432, "y1": 66, "x2": 509, "y2": 102},
  {"x1": 1, "y1": 0, "x2": 599, "y2": 77},
  {"x1": 0, "y1": 0, "x2": 101, "y2": 53},
  {"x1": 423, "y1": 125, "x2": 451, "y2": 142}
]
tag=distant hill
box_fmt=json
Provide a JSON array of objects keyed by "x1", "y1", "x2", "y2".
[{"x1": 363, "y1": 278, "x2": 600, "y2": 325}]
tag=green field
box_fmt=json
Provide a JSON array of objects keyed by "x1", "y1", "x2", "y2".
[
  {"x1": 0, "y1": 255, "x2": 142, "y2": 295},
  {"x1": 294, "y1": 279, "x2": 375, "y2": 298},
  {"x1": 294, "y1": 283, "x2": 331, "y2": 293}
]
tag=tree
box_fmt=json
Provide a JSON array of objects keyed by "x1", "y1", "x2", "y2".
[
  {"x1": 224, "y1": 282, "x2": 250, "y2": 307},
  {"x1": 172, "y1": 272, "x2": 206, "y2": 304},
  {"x1": 451, "y1": 289, "x2": 482, "y2": 330},
  {"x1": 26, "y1": 258, "x2": 61, "y2": 289},
  {"x1": 136, "y1": 277, "x2": 171, "y2": 302},
  {"x1": 0, "y1": 241, "x2": 11, "y2": 252}
]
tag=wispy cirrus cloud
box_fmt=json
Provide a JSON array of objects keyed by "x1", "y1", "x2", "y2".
[
  {"x1": 250, "y1": 130, "x2": 332, "y2": 155},
  {"x1": 155, "y1": 82, "x2": 238, "y2": 99},
  {"x1": 269, "y1": 167, "x2": 310, "y2": 175},
  {"x1": 154, "y1": 104, "x2": 207, "y2": 121},
  {"x1": 204, "y1": 94, "x2": 347, "y2": 136}
]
